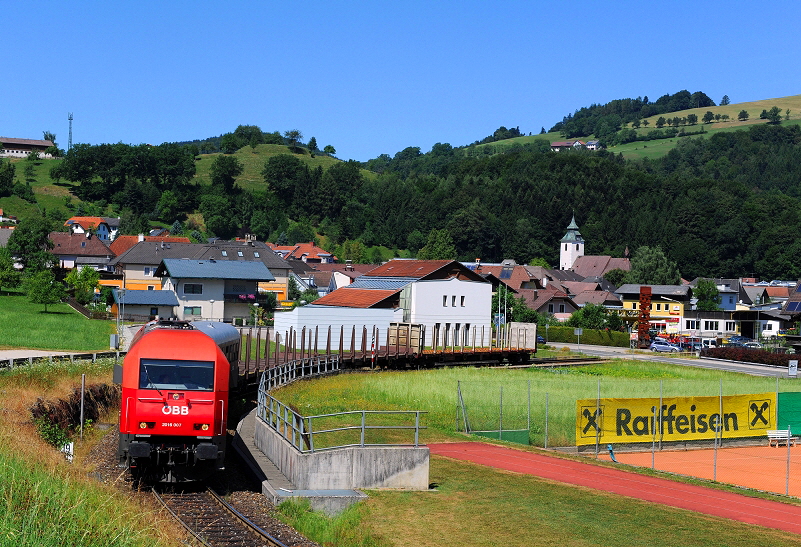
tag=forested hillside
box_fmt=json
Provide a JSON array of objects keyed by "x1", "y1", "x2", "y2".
[{"x1": 5, "y1": 121, "x2": 801, "y2": 281}]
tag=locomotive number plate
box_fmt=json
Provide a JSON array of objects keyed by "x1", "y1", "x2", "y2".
[{"x1": 161, "y1": 422, "x2": 182, "y2": 427}]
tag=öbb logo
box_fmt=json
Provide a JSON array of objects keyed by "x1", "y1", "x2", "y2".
[{"x1": 161, "y1": 405, "x2": 189, "y2": 415}]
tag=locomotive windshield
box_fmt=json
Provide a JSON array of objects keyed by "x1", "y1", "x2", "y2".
[{"x1": 139, "y1": 359, "x2": 214, "y2": 391}]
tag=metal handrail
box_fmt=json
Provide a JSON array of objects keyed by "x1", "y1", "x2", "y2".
[{"x1": 256, "y1": 355, "x2": 426, "y2": 453}]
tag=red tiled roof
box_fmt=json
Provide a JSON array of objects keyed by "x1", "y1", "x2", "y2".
[
  {"x1": 571, "y1": 290, "x2": 621, "y2": 307},
  {"x1": 308, "y1": 263, "x2": 378, "y2": 277},
  {"x1": 65, "y1": 216, "x2": 108, "y2": 230},
  {"x1": 49, "y1": 232, "x2": 113, "y2": 257},
  {"x1": 313, "y1": 288, "x2": 398, "y2": 308},
  {"x1": 475, "y1": 264, "x2": 537, "y2": 291},
  {"x1": 571, "y1": 256, "x2": 630, "y2": 278},
  {"x1": 766, "y1": 286, "x2": 790, "y2": 299},
  {"x1": 363, "y1": 259, "x2": 456, "y2": 278},
  {"x1": 109, "y1": 235, "x2": 191, "y2": 256},
  {"x1": 560, "y1": 281, "x2": 599, "y2": 295},
  {"x1": 516, "y1": 288, "x2": 572, "y2": 312},
  {"x1": 267, "y1": 241, "x2": 337, "y2": 262}
]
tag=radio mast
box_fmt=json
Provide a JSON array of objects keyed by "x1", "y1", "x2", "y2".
[{"x1": 68, "y1": 113, "x2": 73, "y2": 152}]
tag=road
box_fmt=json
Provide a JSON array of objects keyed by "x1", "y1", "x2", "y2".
[{"x1": 553, "y1": 342, "x2": 794, "y2": 377}]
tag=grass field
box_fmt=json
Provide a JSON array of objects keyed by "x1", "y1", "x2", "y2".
[
  {"x1": 273, "y1": 360, "x2": 801, "y2": 547},
  {"x1": 273, "y1": 361, "x2": 801, "y2": 447},
  {"x1": 0, "y1": 358, "x2": 181, "y2": 546},
  {"x1": 479, "y1": 94, "x2": 801, "y2": 161},
  {"x1": 0, "y1": 156, "x2": 77, "y2": 219},
  {"x1": 0, "y1": 289, "x2": 115, "y2": 351}
]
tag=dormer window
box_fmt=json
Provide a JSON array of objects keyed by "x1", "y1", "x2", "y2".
[
  {"x1": 221, "y1": 250, "x2": 227, "y2": 256},
  {"x1": 237, "y1": 251, "x2": 243, "y2": 257}
]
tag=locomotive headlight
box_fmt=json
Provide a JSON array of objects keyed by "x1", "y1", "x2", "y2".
[
  {"x1": 193, "y1": 423, "x2": 210, "y2": 431},
  {"x1": 139, "y1": 422, "x2": 147, "y2": 429}
]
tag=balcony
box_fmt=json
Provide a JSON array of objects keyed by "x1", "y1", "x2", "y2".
[{"x1": 223, "y1": 293, "x2": 269, "y2": 304}]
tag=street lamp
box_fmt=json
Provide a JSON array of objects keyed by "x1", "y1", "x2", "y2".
[{"x1": 209, "y1": 299, "x2": 215, "y2": 321}]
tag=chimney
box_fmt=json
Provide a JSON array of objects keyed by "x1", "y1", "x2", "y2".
[
  {"x1": 475, "y1": 258, "x2": 481, "y2": 271},
  {"x1": 345, "y1": 259, "x2": 353, "y2": 271},
  {"x1": 138, "y1": 234, "x2": 145, "y2": 242}
]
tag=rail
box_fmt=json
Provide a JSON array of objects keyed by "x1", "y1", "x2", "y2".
[
  {"x1": 0, "y1": 351, "x2": 124, "y2": 369},
  {"x1": 256, "y1": 354, "x2": 426, "y2": 452}
]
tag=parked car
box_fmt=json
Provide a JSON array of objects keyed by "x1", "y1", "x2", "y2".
[
  {"x1": 744, "y1": 342, "x2": 763, "y2": 349},
  {"x1": 650, "y1": 340, "x2": 680, "y2": 352},
  {"x1": 536, "y1": 335, "x2": 546, "y2": 344},
  {"x1": 680, "y1": 341, "x2": 702, "y2": 351}
]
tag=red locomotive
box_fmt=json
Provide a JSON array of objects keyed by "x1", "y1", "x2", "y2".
[{"x1": 115, "y1": 320, "x2": 241, "y2": 482}]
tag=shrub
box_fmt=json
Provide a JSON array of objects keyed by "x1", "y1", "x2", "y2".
[
  {"x1": 701, "y1": 347, "x2": 792, "y2": 367},
  {"x1": 542, "y1": 326, "x2": 629, "y2": 347}
]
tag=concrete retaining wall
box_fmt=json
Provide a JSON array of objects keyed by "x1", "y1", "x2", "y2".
[{"x1": 254, "y1": 416, "x2": 430, "y2": 490}]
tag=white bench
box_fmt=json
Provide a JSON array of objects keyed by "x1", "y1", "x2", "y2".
[{"x1": 767, "y1": 430, "x2": 797, "y2": 447}]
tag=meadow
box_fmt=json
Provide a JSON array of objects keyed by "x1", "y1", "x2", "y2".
[
  {"x1": 273, "y1": 360, "x2": 801, "y2": 547},
  {"x1": 273, "y1": 361, "x2": 801, "y2": 447},
  {"x1": 0, "y1": 289, "x2": 115, "y2": 351}
]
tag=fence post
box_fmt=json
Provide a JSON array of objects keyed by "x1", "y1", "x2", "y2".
[{"x1": 544, "y1": 392, "x2": 549, "y2": 449}]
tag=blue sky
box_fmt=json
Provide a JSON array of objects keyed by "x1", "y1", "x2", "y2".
[{"x1": 4, "y1": 1, "x2": 799, "y2": 162}]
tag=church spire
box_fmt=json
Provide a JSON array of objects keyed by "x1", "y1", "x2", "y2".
[
  {"x1": 559, "y1": 214, "x2": 585, "y2": 270},
  {"x1": 560, "y1": 214, "x2": 583, "y2": 243}
]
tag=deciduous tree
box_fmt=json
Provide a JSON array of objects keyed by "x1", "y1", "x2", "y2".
[
  {"x1": 65, "y1": 266, "x2": 100, "y2": 305},
  {"x1": 625, "y1": 246, "x2": 681, "y2": 285},
  {"x1": 417, "y1": 229, "x2": 456, "y2": 260},
  {"x1": 0, "y1": 247, "x2": 21, "y2": 292},
  {"x1": 694, "y1": 278, "x2": 721, "y2": 311},
  {"x1": 209, "y1": 155, "x2": 243, "y2": 193},
  {"x1": 702, "y1": 111, "x2": 715, "y2": 124},
  {"x1": 23, "y1": 270, "x2": 66, "y2": 312},
  {"x1": 766, "y1": 106, "x2": 783, "y2": 124},
  {"x1": 284, "y1": 130, "x2": 303, "y2": 153},
  {"x1": 7, "y1": 215, "x2": 54, "y2": 271},
  {"x1": 738, "y1": 110, "x2": 749, "y2": 121}
]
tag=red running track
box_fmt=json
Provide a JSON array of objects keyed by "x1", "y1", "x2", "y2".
[{"x1": 428, "y1": 442, "x2": 801, "y2": 534}]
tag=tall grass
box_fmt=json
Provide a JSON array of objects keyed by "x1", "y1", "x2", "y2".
[
  {"x1": 0, "y1": 356, "x2": 180, "y2": 547},
  {"x1": 0, "y1": 452, "x2": 173, "y2": 547},
  {"x1": 277, "y1": 498, "x2": 389, "y2": 547},
  {"x1": 0, "y1": 290, "x2": 114, "y2": 351},
  {"x1": 274, "y1": 361, "x2": 801, "y2": 447}
]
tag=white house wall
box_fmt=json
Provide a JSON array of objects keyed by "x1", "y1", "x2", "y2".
[
  {"x1": 273, "y1": 306, "x2": 402, "y2": 350},
  {"x1": 164, "y1": 277, "x2": 226, "y2": 321},
  {"x1": 408, "y1": 278, "x2": 492, "y2": 347}
]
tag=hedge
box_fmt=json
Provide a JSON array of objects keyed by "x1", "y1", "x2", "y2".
[
  {"x1": 541, "y1": 326, "x2": 629, "y2": 347},
  {"x1": 700, "y1": 347, "x2": 794, "y2": 367}
]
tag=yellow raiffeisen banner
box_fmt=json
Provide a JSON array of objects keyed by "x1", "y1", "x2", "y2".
[{"x1": 576, "y1": 393, "x2": 776, "y2": 446}]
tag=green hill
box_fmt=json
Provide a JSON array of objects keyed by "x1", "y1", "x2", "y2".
[{"x1": 478, "y1": 94, "x2": 801, "y2": 160}]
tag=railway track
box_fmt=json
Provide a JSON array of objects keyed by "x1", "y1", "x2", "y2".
[{"x1": 152, "y1": 487, "x2": 290, "y2": 547}]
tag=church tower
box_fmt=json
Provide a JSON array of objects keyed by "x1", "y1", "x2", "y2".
[{"x1": 560, "y1": 215, "x2": 584, "y2": 270}]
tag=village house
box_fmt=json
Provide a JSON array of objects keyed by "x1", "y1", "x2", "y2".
[
  {"x1": 111, "y1": 289, "x2": 180, "y2": 322},
  {"x1": 49, "y1": 232, "x2": 115, "y2": 272},
  {"x1": 267, "y1": 241, "x2": 336, "y2": 264},
  {"x1": 155, "y1": 258, "x2": 275, "y2": 323},
  {"x1": 0, "y1": 137, "x2": 55, "y2": 159},
  {"x1": 64, "y1": 216, "x2": 121, "y2": 242},
  {"x1": 275, "y1": 259, "x2": 493, "y2": 349},
  {"x1": 108, "y1": 240, "x2": 293, "y2": 304}
]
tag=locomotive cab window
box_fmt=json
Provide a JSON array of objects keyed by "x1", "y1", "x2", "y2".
[{"x1": 139, "y1": 358, "x2": 214, "y2": 391}]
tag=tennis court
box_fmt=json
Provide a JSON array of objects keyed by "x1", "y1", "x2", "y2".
[{"x1": 600, "y1": 442, "x2": 801, "y2": 496}]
